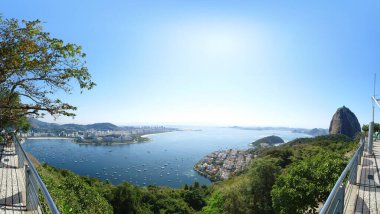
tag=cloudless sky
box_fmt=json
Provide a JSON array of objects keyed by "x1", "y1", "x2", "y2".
[{"x1": 2, "y1": 0, "x2": 380, "y2": 128}]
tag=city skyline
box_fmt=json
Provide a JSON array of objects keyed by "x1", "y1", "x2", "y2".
[{"x1": 3, "y1": 0, "x2": 380, "y2": 128}]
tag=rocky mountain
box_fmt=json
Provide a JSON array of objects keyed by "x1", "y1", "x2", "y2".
[
  {"x1": 329, "y1": 106, "x2": 361, "y2": 139},
  {"x1": 251, "y1": 135, "x2": 285, "y2": 148}
]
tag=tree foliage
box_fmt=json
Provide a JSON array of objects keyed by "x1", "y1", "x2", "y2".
[
  {"x1": 211, "y1": 134, "x2": 357, "y2": 214},
  {"x1": 0, "y1": 88, "x2": 30, "y2": 132},
  {"x1": 362, "y1": 124, "x2": 369, "y2": 133},
  {"x1": 202, "y1": 191, "x2": 225, "y2": 214},
  {"x1": 0, "y1": 17, "x2": 95, "y2": 126},
  {"x1": 271, "y1": 151, "x2": 347, "y2": 214},
  {"x1": 248, "y1": 158, "x2": 281, "y2": 214}
]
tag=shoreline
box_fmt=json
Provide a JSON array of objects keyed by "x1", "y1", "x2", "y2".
[
  {"x1": 141, "y1": 130, "x2": 177, "y2": 138},
  {"x1": 140, "y1": 133, "x2": 158, "y2": 138},
  {"x1": 26, "y1": 137, "x2": 75, "y2": 140}
]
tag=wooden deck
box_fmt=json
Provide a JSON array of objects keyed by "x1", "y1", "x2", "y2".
[
  {"x1": 345, "y1": 140, "x2": 380, "y2": 214},
  {"x1": 0, "y1": 143, "x2": 26, "y2": 214}
]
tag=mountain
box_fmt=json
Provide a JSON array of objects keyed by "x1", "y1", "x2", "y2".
[
  {"x1": 308, "y1": 128, "x2": 328, "y2": 136},
  {"x1": 28, "y1": 118, "x2": 60, "y2": 129},
  {"x1": 251, "y1": 135, "x2": 285, "y2": 148},
  {"x1": 28, "y1": 118, "x2": 121, "y2": 131},
  {"x1": 329, "y1": 106, "x2": 361, "y2": 139}
]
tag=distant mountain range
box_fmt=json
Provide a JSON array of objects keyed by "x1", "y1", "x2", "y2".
[
  {"x1": 29, "y1": 118, "x2": 124, "y2": 131},
  {"x1": 230, "y1": 126, "x2": 328, "y2": 137}
]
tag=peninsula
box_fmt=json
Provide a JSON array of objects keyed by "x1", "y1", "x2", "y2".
[{"x1": 194, "y1": 149, "x2": 253, "y2": 181}]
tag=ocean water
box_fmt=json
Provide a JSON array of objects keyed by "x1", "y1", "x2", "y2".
[{"x1": 23, "y1": 127, "x2": 311, "y2": 188}]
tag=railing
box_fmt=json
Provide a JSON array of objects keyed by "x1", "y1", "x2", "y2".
[
  {"x1": 319, "y1": 135, "x2": 365, "y2": 214},
  {"x1": 12, "y1": 134, "x2": 60, "y2": 214}
]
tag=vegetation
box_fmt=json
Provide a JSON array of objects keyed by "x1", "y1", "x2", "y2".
[
  {"x1": 202, "y1": 134, "x2": 358, "y2": 214},
  {"x1": 38, "y1": 164, "x2": 113, "y2": 214},
  {"x1": 362, "y1": 123, "x2": 380, "y2": 136},
  {"x1": 0, "y1": 17, "x2": 94, "y2": 138},
  {"x1": 251, "y1": 135, "x2": 284, "y2": 147},
  {"x1": 38, "y1": 164, "x2": 210, "y2": 214}
]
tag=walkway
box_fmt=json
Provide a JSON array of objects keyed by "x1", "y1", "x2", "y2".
[
  {"x1": 345, "y1": 140, "x2": 380, "y2": 214},
  {"x1": 0, "y1": 143, "x2": 26, "y2": 213}
]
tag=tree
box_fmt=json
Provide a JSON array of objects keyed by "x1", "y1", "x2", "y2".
[
  {"x1": 271, "y1": 151, "x2": 347, "y2": 214},
  {"x1": 0, "y1": 88, "x2": 30, "y2": 132},
  {"x1": 362, "y1": 124, "x2": 369, "y2": 132},
  {"x1": 362, "y1": 123, "x2": 380, "y2": 136},
  {"x1": 109, "y1": 183, "x2": 143, "y2": 214},
  {"x1": 248, "y1": 158, "x2": 281, "y2": 214},
  {"x1": 202, "y1": 192, "x2": 225, "y2": 214},
  {"x1": 182, "y1": 189, "x2": 207, "y2": 211},
  {"x1": 375, "y1": 123, "x2": 380, "y2": 133},
  {"x1": 0, "y1": 17, "x2": 95, "y2": 126},
  {"x1": 362, "y1": 124, "x2": 369, "y2": 136}
]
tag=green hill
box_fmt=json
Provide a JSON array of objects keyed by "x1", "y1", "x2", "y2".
[
  {"x1": 29, "y1": 118, "x2": 122, "y2": 131},
  {"x1": 251, "y1": 135, "x2": 285, "y2": 148}
]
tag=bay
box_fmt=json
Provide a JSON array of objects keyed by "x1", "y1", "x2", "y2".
[{"x1": 23, "y1": 127, "x2": 311, "y2": 188}]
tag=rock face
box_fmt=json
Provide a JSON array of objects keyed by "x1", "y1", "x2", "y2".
[{"x1": 329, "y1": 106, "x2": 361, "y2": 139}]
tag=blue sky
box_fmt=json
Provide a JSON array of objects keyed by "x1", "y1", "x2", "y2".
[{"x1": 3, "y1": 0, "x2": 380, "y2": 128}]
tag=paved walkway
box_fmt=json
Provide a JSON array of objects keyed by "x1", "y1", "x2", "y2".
[
  {"x1": 0, "y1": 143, "x2": 26, "y2": 214},
  {"x1": 345, "y1": 140, "x2": 380, "y2": 214}
]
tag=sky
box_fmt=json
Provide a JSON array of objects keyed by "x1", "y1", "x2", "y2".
[{"x1": 2, "y1": 0, "x2": 380, "y2": 128}]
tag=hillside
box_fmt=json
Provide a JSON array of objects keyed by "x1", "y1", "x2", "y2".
[
  {"x1": 206, "y1": 134, "x2": 357, "y2": 213},
  {"x1": 251, "y1": 135, "x2": 284, "y2": 148},
  {"x1": 38, "y1": 164, "x2": 209, "y2": 213},
  {"x1": 29, "y1": 118, "x2": 122, "y2": 131}
]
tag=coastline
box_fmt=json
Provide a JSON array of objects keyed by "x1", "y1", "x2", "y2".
[
  {"x1": 141, "y1": 130, "x2": 176, "y2": 138},
  {"x1": 140, "y1": 133, "x2": 158, "y2": 138},
  {"x1": 27, "y1": 137, "x2": 75, "y2": 140},
  {"x1": 25, "y1": 131, "x2": 176, "y2": 145}
]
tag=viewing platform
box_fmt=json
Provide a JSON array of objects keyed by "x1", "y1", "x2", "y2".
[
  {"x1": 0, "y1": 135, "x2": 59, "y2": 214},
  {"x1": 344, "y1": 139, "x2": 380, "y2": 213},
  {"x1": 0, "y1": 142, "x2": 25, "y2": 213},
  {"x1": 321, "y1": 136, "x2": 380, "y2": 214}
]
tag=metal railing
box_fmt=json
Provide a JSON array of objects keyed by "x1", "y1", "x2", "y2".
[
  {"x1": 12, "y1": 134, "x2": 60, "y2": 214},
  {"x1": 319, "y1": 135, "x2": 365, "y2": 214}
]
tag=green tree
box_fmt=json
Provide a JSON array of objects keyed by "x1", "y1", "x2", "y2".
[
  {"x1": 362, "y1": 124, "x2": 369, "y2": 133},
  {"x1": 0, "y1": 90, "x2": 29, "y2": 130},
  {"x1": 0, "y1": 17, "x2": 95, "y2": 122},
  {"x1": 271, "y1": 151, "x2": 347, "y2": 214},
  {"x1": 202, "y1": 192, "x2": 225, "y2": 214},
  {"x1": 374, "y1": 123, "x2": 380, "y2": 132},
  {"x1": 248, "y1": 158, "x2": 281, "y2": 214},
  {"x1": 182, "y1": 189, "x2": 206, "y2": 211},
  {"x1": 109, "y1": 183, "x2": 143, "y2": 214}
]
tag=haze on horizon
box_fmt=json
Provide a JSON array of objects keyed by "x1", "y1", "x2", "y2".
[{"x1": 3, "y1": 0, "x2": 380, "y2": 129}]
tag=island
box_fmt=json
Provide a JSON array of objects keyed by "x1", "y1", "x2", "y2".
[{"x1": 250, "y1": 135, "x2": 284, "y2": 149}]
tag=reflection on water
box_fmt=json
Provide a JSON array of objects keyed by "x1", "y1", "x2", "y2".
[{"x1": 23, "y1": 127, "x2": 310, "y2": 188}]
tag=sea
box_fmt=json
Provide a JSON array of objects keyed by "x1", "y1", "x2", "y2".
[{"x1": 23, "y1": 127, "x2": 311, "y2": 188}]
